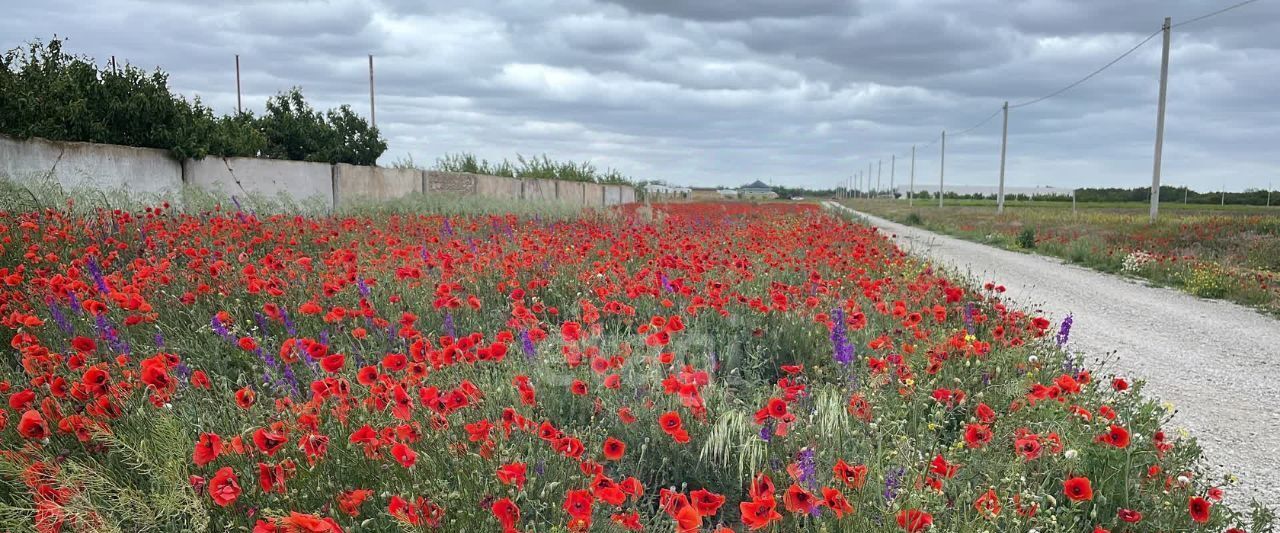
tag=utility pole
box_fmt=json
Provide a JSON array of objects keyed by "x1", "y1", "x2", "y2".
[
  {"x1": 1184, "y1": 187, "x2": 1188, "y2": 204},
  {"x1": 890, "y1": 155, "x2": 896, "y2": 199},
  {"x1": 877, "y1": 160, "x2": 882, "y2": 197},
  {"x1": 235, "y1": 54, "x2": 242, "y2": 114},
  {"x1": 369, "y1": 54, "x2": 376, "y2": 129},
  {"x1": 1221, "y1": 182, "x2": 1226, "y2": 206},
  {"x1": 1269, "y1": 182, "x2": 1273, "y2": 207},
  {"x1": 939, "y1": 130, "x2": 946, "y2": 207},
  {"x1": 909, "y1": 145, "x2": 916, "y2": 207},
  {"x1": 997, "y1": 101, "x2": 1009, "y2": 214},
  {"x1": 868, "y1": 162, "x2": 873, "y2": 197},
  {"x1": 1149, "y1": 16, "x2": 1171, "y2": 222}
]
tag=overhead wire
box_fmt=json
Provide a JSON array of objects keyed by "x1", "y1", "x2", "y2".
[{"x1": 861, "y1": 0, "x2": 1267, "y2": 183}]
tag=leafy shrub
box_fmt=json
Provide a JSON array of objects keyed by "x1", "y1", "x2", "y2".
[
  {"x1": 1016, "y1": 227, "x2": 1036, "y2": 248},
  {"x1": 1, "y1": 38, "x2": 385, "y2": 165},
  {"x1": 435, "y1": 152, "x2": 635, "y2": 184},
  {"x1": 904, "y1": 212, "x2": 923, "y2": 226}
]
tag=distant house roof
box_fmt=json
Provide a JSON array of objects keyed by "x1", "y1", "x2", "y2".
[{"x1": 741, "y1": 180, "x2": 771, "y2": 190}]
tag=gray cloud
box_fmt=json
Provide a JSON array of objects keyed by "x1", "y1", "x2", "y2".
[{"x1": 1, "y1": 0, "x2": 1276, "y2": 191}]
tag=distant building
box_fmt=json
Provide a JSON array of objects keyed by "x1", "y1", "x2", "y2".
[
  {"x1": 645, "y1": 183, "x2": 691, "y2": 198},
  {"x1": 717, "y1": 189, "x2": 738, "y2": 199},
  {"x1": 738, "y1": 180, "x2": 778, "y2": 199}
]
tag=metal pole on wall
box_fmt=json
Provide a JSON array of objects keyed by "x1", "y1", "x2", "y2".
[
  {"x1": 877, "y1": 159, "x2": 882, "y2": 197},
  {"x1": 369, "y1": 54, "x2": 376, "y2": 129},
  {"x1": 997, "y1": 101, "x2": 1009, "y2": 214},
  {"x1": 1149, "y1": 16, "x2": 1171, "y2": 223},
  {"x1": 909, "y1": 145, "x2": 916, "y2": 207},
  {"x1": 890, "y1": 154, "x2": 896, "y2": 199},
  {"x1": 235, "y1": 54, "x2": 242, "y2": 114},
  {"x1": 939, "y1": 130, "x2": 946, "y2": 207}
]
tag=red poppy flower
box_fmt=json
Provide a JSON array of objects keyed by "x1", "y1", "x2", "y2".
[
  {"x1": 602, "y1": 437, "x2": 626, "y2": 461},
  {"x1": 964, "y1": 423, "x2": 992, "y2": 448},
  {"x1": 17, "y1": 409, "x2": 47, "y2": 440},
  {"x1": 497, "y1": 463, "x2": 527, "y2": 489},
  {"x1": 563, "y1": 488, "x2": 594, "y2": 521},
  {"x1": 1116, "y1": 507, "x2": 1142, "y2": 523},
  {"x1": 253, "y1": 428, "x2": 288, "y2": 456},
  {"x1": 391, "y1": 442, "x2": 417, "y2": 468},
  {"x1": 1063, "y1": 476, "x2": 1094, "y2": 502},
  {"x1": 833, "y1": 460, "x2": 868, "y2": 489},
  {"x1": 1096, "y1": 425, "x2": 1131, "y2": 448},
  {"x1": 783, "y1": 483, "x2": 820, "y2": 515},
  {"x1": 209, "y1": 467, "x2": 241, "y2": 507},
  {"x1": 235, "y1": 386, "x2": 256, "y2": 409},
  {"x1": 821, "y1": 486, "x2": 853, "y2": 518},
  {"x1": 974, "y1": 488, "x2": 1001, "y2": 518},
  {"x1": 193, "y1": 432, "x2": 222, "y2": 466},
  {"x1": 690, "y1": 488, "x2": 724, "y2": 517},
  {"x1": 337, "y1": 489, "x2": 372, "y2": 517},
  {"x1": 1188, "y1": 496, "x2": 1211, "y2": 523},
  {"x1": 320, "y1": 354, "x2": 345, "y2": 373},
  {"x1": 258, "y1": 462, "x2": 287, "y2": 494},
  {"x1": 896, "y1": 509, "x2": 933, "y2": 532},
  {"x1": 658, "y1": 411, "x2": 683, "y2": 434},
  {"x1": 739, "y1": 497, "x2": 781, "y2": 530},
  {"x1": 492, "y1": 497, "x2": 521, "y2": 530}
]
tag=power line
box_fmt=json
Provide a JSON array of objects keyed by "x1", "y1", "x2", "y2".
[
  {"x1": 1173, "y1": 0, "x2": 1263, "y2": 28},
  {"x1": 1009, "y1": 28, "x2": 1162, "y2": 109},
  {"x1": 951, "y1": 108, "x2": 1003, "y2": 137}
]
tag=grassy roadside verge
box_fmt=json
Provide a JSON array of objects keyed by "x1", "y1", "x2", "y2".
[{"x1": 841, "y1": 198, "x2": 1280, "y2": 317}]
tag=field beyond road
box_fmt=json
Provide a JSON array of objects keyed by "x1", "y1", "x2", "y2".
[{"x1": 842, "y1": 198, "x2": 1280, "y2": 315}]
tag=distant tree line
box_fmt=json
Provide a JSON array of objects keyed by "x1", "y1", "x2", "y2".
[{"x1": 0, "y1": 38, "x2": 386, "y2": 165}]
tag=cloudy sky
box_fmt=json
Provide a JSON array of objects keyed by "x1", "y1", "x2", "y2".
[{"x1": 4, "y1": 0, "x2": 1278, "y2": 191}]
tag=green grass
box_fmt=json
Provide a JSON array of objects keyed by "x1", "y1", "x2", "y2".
[{"x1": 850, "y1": 198, "x2": 1280, "y2": 316}]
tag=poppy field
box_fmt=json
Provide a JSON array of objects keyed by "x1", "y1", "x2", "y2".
[{"x1": 0, "y1": 198, "x2": 1273, "y2": 532}]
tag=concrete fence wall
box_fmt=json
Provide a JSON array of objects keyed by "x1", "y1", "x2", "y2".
[
  {"x1": 0, "y1": 135, "x2": 182, "y2": 196},
  {"x1": 0, "y1": 135, "x2": 638, "y2": 209},
  {"x1": 184, "y1": 157, "x2": 335, "y2": 207},
  {"x1": 333, "y1": 164, "x2": 422, "y2": 207},
  {"x1": 604, "y1": 185, "x2": 624, "y2": 206}
]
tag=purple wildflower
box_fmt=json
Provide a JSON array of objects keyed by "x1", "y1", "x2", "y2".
[
  {"x1": 211, "y1": 315, "x2": 232, "y2": 339},
  {"x1": 796, "y1": 448, "x2": 817, "y2": 490},
  {"x1": 356, "y1": 277, "x2": 371, "y2": 298},
  {"x1": 443, "y1": 312, "x2": 456, "y2": 338},
  {"x1": 442, "y1": 218, "x2": 454, "y2": 237},
  {"x1": 759, "y1": 422, "x2": 774, "y2": 443},
  {"x1": 963, "y1": 302, "x2": 975, "y2": 334},
  {"x1": 883, "y1": 466, "x2": 905, "y2": 502},
  {"x1": 86, "y1": 257, "x2": 109, "y2": 294},
  {"x1": 1056, "y1": 314, "x2": 1074, "y2": 347},
  {"x1": 47, "y1": 300, "x2": 73, "y2": 335},
  {"x1": 280, "y1": 306, "x2": 297, "y2": 336},
  {"x1": 518, "y1": 329, "x2": 536, "y2": 360},
  {"x1": 830, "y1": 308, "x2": 854, "y2": 366}
]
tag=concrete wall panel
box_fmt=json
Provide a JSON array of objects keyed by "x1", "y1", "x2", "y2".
[
  {"x1": 603, "y1": 185, "x2": 623, "y2": 206},
  {"x1": 522, "y1": 178, "x2": 557, "y2": 202},
  {"x1": 582, "y1": 182, "x2": 605, "y2": 207},
  {"x1": 0, "y1": 135, "x2": 181, "y2": 195},
  {"x1": 423, "y1": 171, "x2": 478, "y2": 196},
  {"x1": 333, "y1": 164, "x2": 421, "y2": 206},
  {"x1": 620, "y1": 186, "x2": 637, "y2": 204},
  {"x1": 184, "y1": 157, "x2": 333, "y2": 206},
  {"x1": 555, "y1": 180, "x2": 585, "y2": 205},
  {"x1": 475, "y1": 174, "x2": 522, "y2": 199}
]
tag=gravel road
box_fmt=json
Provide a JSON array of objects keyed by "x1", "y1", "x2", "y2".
[{"x1": 826, "y1": 202, "x2": 1280, "y2": 511}]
